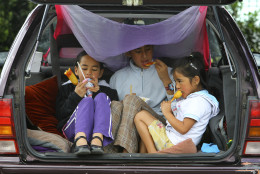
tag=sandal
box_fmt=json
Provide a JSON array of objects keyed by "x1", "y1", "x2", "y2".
[
  {"x1": 71, "y1": 136, "x2": 91, "y2": 155},
  {"x1": 90, "y1": 136, "x2": 104, "y2": 154}
]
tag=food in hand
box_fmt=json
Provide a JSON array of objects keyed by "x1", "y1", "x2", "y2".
[
  {"x1": 82, "y1": 78, "x2": 94, "y2": 97},
  {"x1": 170, "y1": 90, "x2": 182, "y2": 102},
  {"x1": 64, "y1": 68, "x2": 78, "y2": 85},
  {"x1": 130, "y1": 84, "x2": 132, "y2": 95},
  {"x1": 144, "y1": 61, "x2": 156, "y2": 67}
]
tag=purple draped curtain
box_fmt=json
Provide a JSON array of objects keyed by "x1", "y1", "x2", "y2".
[{"x1": 59, "y1": 5, "x2": 208, "y2": 71}]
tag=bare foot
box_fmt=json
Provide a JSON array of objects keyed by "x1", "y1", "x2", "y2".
[
  {"x1": 75, "y1": 132, "x2": 88, "y2": 146},
  {"x1": 91, "y1": 133, "x2": 103, "y2": 146}
]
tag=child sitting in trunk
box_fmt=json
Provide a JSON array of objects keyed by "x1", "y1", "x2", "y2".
[
  {"x1": 56, "y1": 51, "x2": 118, "y2": 155},
  {"x1": 134, "y1": 52, "x2": 219, "y2": 153}
]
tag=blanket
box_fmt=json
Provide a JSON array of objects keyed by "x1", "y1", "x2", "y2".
[{"x1": 27, "y1": 129, "x2": 72, "y2": 153}]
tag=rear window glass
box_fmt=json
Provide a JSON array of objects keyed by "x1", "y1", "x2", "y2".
[{"x1": 0, "y1": 52, "x2": 8, "y2": 75}]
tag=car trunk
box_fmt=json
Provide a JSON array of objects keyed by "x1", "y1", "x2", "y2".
[{"x1": 3, "y1": 0, "x2": 257, "y2": 167}]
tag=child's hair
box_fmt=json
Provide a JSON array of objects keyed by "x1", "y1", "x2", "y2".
[
  {"x1": 172, "y1": 52, "x2": 208, "y2": 90},
  {"x1": 75, "y1": 50, "x2": 104, "y2": 69}
]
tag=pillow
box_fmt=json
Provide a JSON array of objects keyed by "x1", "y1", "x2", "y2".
[{"x1": 25, "y1": 76, "x2": 63, "y2": 137}]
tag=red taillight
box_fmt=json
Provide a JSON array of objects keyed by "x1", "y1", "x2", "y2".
[
  {"x1": 243, "y1": 100, "x2": 260, "y2": 155},
  {"x1": 0, "y1": 99, "x2": 19, "y2": 154},
  {"x1": 250, "y1": 119, "x2": 260, "y2": 127},
  {"x1": 250, "y1": 101, "x2": 260, "y2": 118},
  {"x1": 248, "y1": 100, "x2": 260, "y2": 138},
  {"x1": 0, "y1": 99, "x2": 12, "y2": 116}
]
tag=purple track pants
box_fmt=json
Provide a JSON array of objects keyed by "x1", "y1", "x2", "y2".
[{"x1": 62, "y1": 93, "x2": 113, "y2": 146}]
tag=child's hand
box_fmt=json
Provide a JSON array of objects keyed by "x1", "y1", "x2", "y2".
[
  {"x1": 75, "y1": 80, "x2": 88, "y2": 98},
  {"x1": 154, "y1": 59, "x2": 171, "y2": 83},
  {"x1": 88, "y1": 76, "x2": 100, "y2": 93},
  {"x1": 161, "y1": 101, "x2": 172, "y2": 116}
]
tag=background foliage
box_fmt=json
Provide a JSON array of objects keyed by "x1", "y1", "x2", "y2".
[
  {"x1": 0, "y1": 0, "x2": 36, "y2": 51},
  {"x1": 225, "y1": 1, "x2": 260, "y2": 53}
]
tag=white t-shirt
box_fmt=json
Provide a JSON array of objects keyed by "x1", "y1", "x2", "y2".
[{"x1": 166, "y1": 90, "x2": 219, "y2": 146}]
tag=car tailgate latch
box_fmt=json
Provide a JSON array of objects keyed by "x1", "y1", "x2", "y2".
[{"x1": 122, "y1": 0, "x2": 143, "y2": 6}]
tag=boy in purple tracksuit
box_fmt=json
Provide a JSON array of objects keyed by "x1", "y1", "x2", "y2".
[{"x1": 55, "y1": 51, "x2": 118, "y2": 155}]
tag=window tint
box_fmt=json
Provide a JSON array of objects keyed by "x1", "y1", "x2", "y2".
[
  {"x1": 207, "y1": 23, "x2": 224, "y2": 67},
  {"x1": 37, "y1": 17, "x2": 57, "y2": 54},
  {"x1": 0, "y1": 52, "x2": 8, "y2": 75}
]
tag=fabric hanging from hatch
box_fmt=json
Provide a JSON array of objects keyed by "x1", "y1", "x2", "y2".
[{"x1": 55, "y1": 5, "x2": 209, "y2": 71}]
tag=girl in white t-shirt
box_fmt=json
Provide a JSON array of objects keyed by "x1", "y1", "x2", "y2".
[{"x1": 134, "y1": 52, "x2": 219, "y2": 153}]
